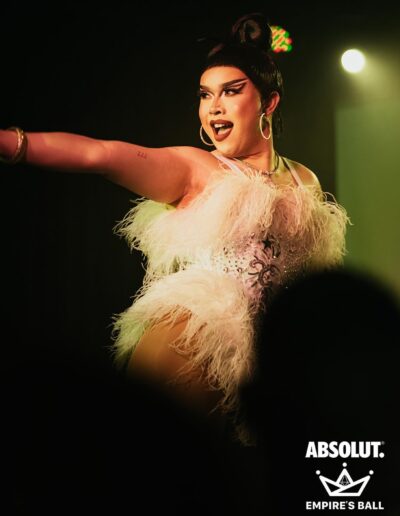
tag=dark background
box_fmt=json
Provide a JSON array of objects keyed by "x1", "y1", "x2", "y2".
[
  {"x1": 2, "y1": 2, "x2": 400, "y2": 364},
  {"x1": 2, "y1": 3, "x2": 400, "y2": 514}
]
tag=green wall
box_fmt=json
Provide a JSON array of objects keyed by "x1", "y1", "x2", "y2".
[{"x1": 336, "y1": 99, "x2": 400, "y2": 298}]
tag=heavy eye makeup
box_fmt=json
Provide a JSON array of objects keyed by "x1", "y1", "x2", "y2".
[{"x1": 197, "y1": 84, "x2": 245, "y2": 99}]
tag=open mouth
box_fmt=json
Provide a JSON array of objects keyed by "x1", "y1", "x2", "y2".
[{"x1": 211, "y1": 121, "x2": 234, "y2": 141}]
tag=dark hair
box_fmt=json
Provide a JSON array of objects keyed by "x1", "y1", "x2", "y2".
[{"x1": 199, "y1": 13, "x2": 284, "y2": 138}]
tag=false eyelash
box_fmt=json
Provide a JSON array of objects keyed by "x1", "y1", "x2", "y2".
[{"x1": 197, "y1": 88, "x2": 242, "y2": 99}]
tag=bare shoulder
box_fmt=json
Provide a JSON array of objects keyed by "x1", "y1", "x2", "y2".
[
  {"x1": 285, "y1": 158, "x2": 322, "y2": 190},
  {"x1": 168, "y1": 145, "x2": 221, "y2": 184},
  {"x1": 164, "y1": 146, "x2": 221, "y2": 207},
  {"x1": 168, "y1": 145, "x2": 219, "y2": 168}
]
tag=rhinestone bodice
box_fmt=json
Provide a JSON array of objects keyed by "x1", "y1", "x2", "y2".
[{"x1": 211, "y1": 228, "x2": 303, "y2": 309}]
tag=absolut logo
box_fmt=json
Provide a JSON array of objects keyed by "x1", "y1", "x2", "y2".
[
  {"x1": 305, "y1": 441, "x2": 385, "y2": 459},
  {"x1": 305, "y1": 441, "x2": 385, "y2": 511}
]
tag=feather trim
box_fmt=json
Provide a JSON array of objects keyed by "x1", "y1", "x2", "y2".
[
  {"x1": 114, "y1": 169, "x2": 350, "y2": 280},
  {"x1": 111, "y1": 163, "x2": 351, "y2": 435},
  {"x1": 111, "y1": 268, "x2": 255, "y2": 413}
]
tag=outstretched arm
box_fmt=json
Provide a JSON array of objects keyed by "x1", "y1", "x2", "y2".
[
  {"x1": 0, "y1": 129, "x2": 195, "y2": 204},
  {"x1": 97, "y1": 139, "x2": 196, "y2": 203}
]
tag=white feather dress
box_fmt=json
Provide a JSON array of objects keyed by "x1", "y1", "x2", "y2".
[{"x1": 111, "y1": 151, "x2": 350, "y2": 423}]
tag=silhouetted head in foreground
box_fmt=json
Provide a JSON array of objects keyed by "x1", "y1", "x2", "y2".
[{"x1": 240, "y1": 267, "x2": 400, "y2": 515}]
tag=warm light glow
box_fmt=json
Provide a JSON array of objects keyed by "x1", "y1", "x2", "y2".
[{"x1": 341, "y1": 49, "x2": 366, "y2": 73}]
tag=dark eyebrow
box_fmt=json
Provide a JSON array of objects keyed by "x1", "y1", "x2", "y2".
[{"x1": 199, "y1": 78, "x2": 248, "y2": 92}]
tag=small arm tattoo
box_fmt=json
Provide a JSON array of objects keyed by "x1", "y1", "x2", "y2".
[{"x1": 137, "y1": 151, "x2": 147, "y2": 159}]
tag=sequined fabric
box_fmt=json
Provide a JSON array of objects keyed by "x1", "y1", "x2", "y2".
[{"x1": 211, "y1": 227, "x2": 304, "y2": 310}]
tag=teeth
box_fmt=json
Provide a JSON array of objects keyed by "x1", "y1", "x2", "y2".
[{"x1": 212, "y1": 122, "x2": 233, "y2": 135}]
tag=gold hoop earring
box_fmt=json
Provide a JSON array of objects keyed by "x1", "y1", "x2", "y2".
[
  {"x1": 199, "y1": 125, "x2": 214, "y2": 147},
  {"x1": 259, "y1": 113, "x2": 272, "y2": 141}
]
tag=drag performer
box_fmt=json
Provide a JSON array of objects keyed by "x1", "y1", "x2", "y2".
[{"x1": 0, "y1": 13, "x2": 350, "y2": 443}]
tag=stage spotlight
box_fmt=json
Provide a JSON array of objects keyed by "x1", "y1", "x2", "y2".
[{"x1": 341, "y1": 49, "x2": 366, "y2": 73}]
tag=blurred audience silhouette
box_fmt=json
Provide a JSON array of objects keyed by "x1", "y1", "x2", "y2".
[
  {"x1": 5, "y1": 267, "x2": 400, "y2": 515},
  {"x1": 5, "y1": 343, "x2": 264, "y2": 515},
  {"x1": 240, "y1": 266, "x2": 400, "y2": 515}
]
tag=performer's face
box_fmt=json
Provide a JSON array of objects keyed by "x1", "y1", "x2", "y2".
[{"x1": 198, "y1": 65, "x2": 270, "y2": 158}]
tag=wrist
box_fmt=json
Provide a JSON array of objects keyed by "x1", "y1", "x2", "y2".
[{"x1": 0, "y1": 130, "x2": 12, "y2": 157}]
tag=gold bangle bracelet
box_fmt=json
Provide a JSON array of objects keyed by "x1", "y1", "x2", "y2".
[{"x1": 0, "y1": 126, "x2": 28, "y2": 165}]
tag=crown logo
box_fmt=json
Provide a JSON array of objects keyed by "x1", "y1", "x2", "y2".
[{"x1": 317, "y1": 463, "x2": 373, "y2": 497}]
